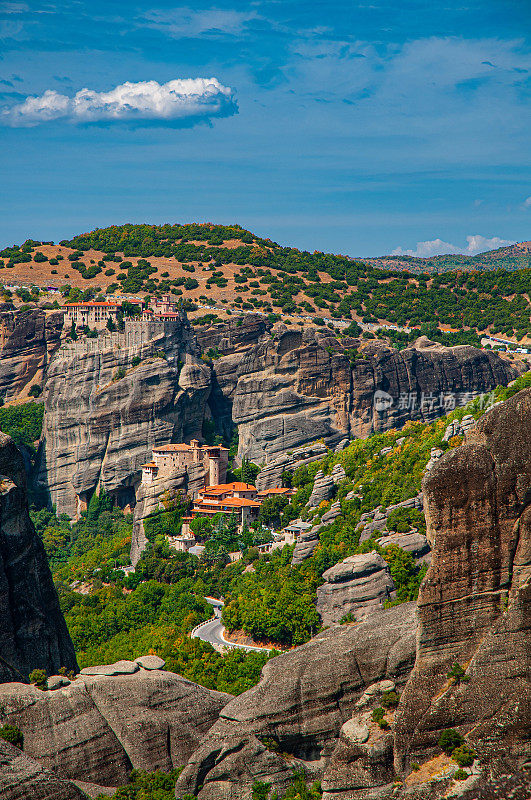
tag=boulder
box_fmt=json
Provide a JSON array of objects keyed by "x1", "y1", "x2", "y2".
[
  {"x1": 321, "y1": 712, "x2": 395, "y2": 800},
  {"x1": 136, "y1": 654, "x2": 166, "y2": 670},
  {"x1": 307, "y1": 470, "x2": 335, "y2": 508},
  {"x1": 331, "y1": 463, "x2": 347, "y2": 484},
  {"x1": 0, "y1": 669, "x2": 231, "y2": 788},
  {"x1": 291, "y1": 527, "x2": 320, "y2": 566},
  {"x1": 174, "y1": 603, "x2": 416, "y2": 800},
  {"x1": 80, "y1": 659, "x2": 139, "y2": 676},
  {"x1": 316, "y1": 552, "x2": 396, "y2": 624},
  {"x1": 376, "y1": 532, "x2": 431, "y2": 565},
  {"x1": 0, "y1": 433, "x2": 78, "y2": 683}
]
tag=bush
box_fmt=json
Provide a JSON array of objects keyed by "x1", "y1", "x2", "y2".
[
  {"x1": 339, "y1": 611, "x2": 356, "y2": 624},
  {"x1": 453, "y1": 768, "x2": 468, "y2": 781},
  {"x1": 438, "y1": 729, "x2": 464, "y2": 756},
  {"x1": 29, "y1": 668, "x2": 48, "y2": 690},
  {"x1": 451, "y1": 744, "x2": 475, "y2": 767},
  {"x1": 381, "y1": 690, "x2": 399, "y2": 709},
  {"x1": 28, "y1": 385, "x2": 42, "y2": 397},
  {"x1": 0, "y1": 724, "x2": 23, "y2": 749},
  {"x1": 446, "y1": 663, "x2": 470, "y2": 685},
  {"x1": 372, "y1": 707, "x2": 385, "y2": 723}
]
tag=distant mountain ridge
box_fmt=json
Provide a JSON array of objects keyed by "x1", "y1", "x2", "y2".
[{"x1": 361, "y1": 240, "x2": 531, "y2": 273}]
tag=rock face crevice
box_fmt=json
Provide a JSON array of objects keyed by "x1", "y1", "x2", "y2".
[
  {"x1": 0, "y1": 433, "x2": 78, "y2": 683},
  {"x1": 39, "y1": 319, "x2": 211, "y2": 517}
]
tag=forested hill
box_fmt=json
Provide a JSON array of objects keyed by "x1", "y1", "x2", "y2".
[
  {"x1": 1, "y1": 223, "x2": 531, "y2": 338},
  {"x1": 363, "y1": 241, "x2": 531, "y2": 274}
]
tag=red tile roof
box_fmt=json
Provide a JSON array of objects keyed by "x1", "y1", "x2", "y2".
[
  {"x1": 64, "y1": 302, "x2": 120, "y2": 307},
  {"x1": 202, "y1": 482, "x2": 257, "y2": 494}
]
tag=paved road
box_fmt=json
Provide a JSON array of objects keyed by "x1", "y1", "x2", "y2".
[{"x1": 192, "y1": 597, "x2": 272, "y2": 653}]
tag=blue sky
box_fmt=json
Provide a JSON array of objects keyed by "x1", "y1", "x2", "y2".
[{"x1": 0, "y1": 0, "x2": 529, "y2": 257}]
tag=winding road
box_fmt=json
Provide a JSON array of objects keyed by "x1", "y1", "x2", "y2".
[{"x1": 192, "y1": 597, "x2": 272, "y2": 653}]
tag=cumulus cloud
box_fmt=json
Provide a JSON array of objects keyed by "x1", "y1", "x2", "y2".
[
  {"x1": 1, "y1": 77, "x2": 237, "y2": 127},
  {"x1": 391, "y1": 234, "x2": 515, "y2": 258}
]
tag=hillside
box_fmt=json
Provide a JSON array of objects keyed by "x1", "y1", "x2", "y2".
[
  {"x1": 1, "y1": 224, "x2": 531, "y2": 339},
  {"x1": 363, "y1": 241, "x2": 531, "y2": 273}
]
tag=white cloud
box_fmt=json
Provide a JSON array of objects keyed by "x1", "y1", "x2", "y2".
[
  {"x1": 463, "y1": 235, "x2": 514, "y2": 254},
  {"x1": 391, "y1": 234, "x2": 515, "y2": 258},
  {"x1": 140, "y1": 7, "x2": 258, "y2": 38},
  {"x1": 1, "y1": 77, "x2": 237, "y2": 127},
  {"x1": 522, "y1": 196, "x2": 531, "y2": 209}
]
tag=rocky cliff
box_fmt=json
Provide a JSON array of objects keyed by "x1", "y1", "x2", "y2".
[
  {"x1": 392, "y1": 387, "x2": 531, "y2": 791},
  {"x1": 0, "y1": 432, "x2": 77, "y2": 683},
  {"x1": 39, "y1": 318, "x2": 211, "y2": 518},
  {"x1": 0, "y1": 307, "x2": 62, "y2": 403},
  {"x1": 204, "y1": 320, "x2": 521, "y2": 467}
]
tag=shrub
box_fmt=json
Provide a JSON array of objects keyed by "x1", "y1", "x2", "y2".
[
  {"x1": 131, "y1": 355, "x2": 141, "y2": 367},
  {"x1": 339, "y1": 611, "x2": 356, "y2": 624},
  {"x1": 113, "y1": 366, "x2": 126, "y2": 381},
  {"x1": 33, "y1": 252, "x2": 47, "y2": 263},
  {"x1": 0, "y1": 724, "x2": 23, "y2": 749},
  {"x1": 28, "y1": 385, "x2": 42, "y2": 397},
  {"x1": 453, "y1": 768, "x2": 468, "y2": 780},
  {"x1": 446, "y1": 663, "x2": 470, "y2": 685},
  {"x1": 372, "y1": 707, "x2": 385, "y2": 723},
  {"x1": 451, "y1": 744, "x2": 475, "y2": 767},
  {"x1": 438, "y1": 729, "x2": 464, "y2": 756},
  {"x1": 29, "y1": 668, "x2": 48, "y2": 690},
  {"x1": 381, "y1": 690, "x2": 399, "y2": 709}
]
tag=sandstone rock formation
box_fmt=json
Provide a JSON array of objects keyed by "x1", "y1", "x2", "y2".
[
  {"x1": 291, "y1": 526, "x2": 320, "y2": 565},
  {"x1": 131, "y1": 460, "x2": 205, "y2": 565},
  {"x1": 316, "y1": 552, "x2": 396, "y2": 624},
  {"x1": 393, "y1": 388, "x2": 531, "y2": 785},
  {"x1": 307, "y1": 469, "x2": 336, "y2": 508},
  {"x1": 0, "y1": 432, "x2": 78, "y2": 683},
  {"x1": 0, "y1": 663, "x2": 231, "y2": 791},
  {"x1": 256, "y1": 442, "x2": 329, "y2": 492},
  {"x1": 213, "y1": 326, "x2": 520, "y2": 466},
  {"x1": 39, "y1": 318, "x2": 211, "y2": 517},
  {"x1": 358, "y1": 493, "x2": 423, "y2": 542},
  {"x1": 0, "y1": 739, "x2": 87, "y2": 800},
  {"x1": 174, "y1": 603, "x2": 417, "y2": 800},
  {"x1": 376, "y1": 531, "x2": 431, "y2": 565},
  {"x1": 0, "y1": 308, "x2": 62, "y2": 403}
]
